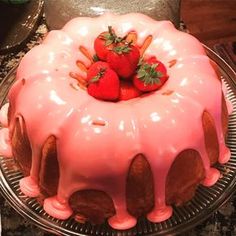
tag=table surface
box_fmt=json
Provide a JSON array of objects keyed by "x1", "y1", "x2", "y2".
[
  {"x1": 1, "y1": 18, "x2": 236, "y2": 236},
  {"x1": 181, "y1": 0, "x2": 236, "y2": 49}
]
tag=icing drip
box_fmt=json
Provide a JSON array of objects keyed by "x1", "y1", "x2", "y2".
[
  {"x1": 219, "y1": 148, "x2": 231, "y2": 164},
  {"x1": 0, "y1": 103, "x2": 9, "y2": 127},
  {"x1": 20, "y1": 176, "x2": 40, "y2": 197},
  {"x1": 147, "y1": 206, "x2": 173, "y2": 223},
  {"x1": 202, "y1": 168, "x2": 221, "y2": 187},
  {"x1": 108, "y1": 213, "x2": 137, "y2": 230},
  {"x1": 0, "y1": 104, "x2": 12, "y2": 157},
  {"x1": 0, "y1": 128, "x2": 12, "y2": 157},
  {"x1": 44, "y1": 196, "x2": 73, "y2": 220},
  {"x1": 0, "y1": 13, "x2": 232, "y2": 230}
]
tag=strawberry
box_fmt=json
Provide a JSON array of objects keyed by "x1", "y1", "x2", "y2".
[
  {"x1": 86, "y1": 61, "x2": 110, "y2": 82},
  {"x1": 94, "y1": 26, "x2": 123, "y2": 61},
  {"x1": 133, "y1": 57, "x2": 169, "y2": 92},
  {"x1": 119, "y1": 80, "x2": 143, "y2": 101},
  {"x1": 107, "y1": 42, "x2": 140, "y2": 79},
  {"x1": 87, "y1": 66, "x2": 120, "y2": 101}
]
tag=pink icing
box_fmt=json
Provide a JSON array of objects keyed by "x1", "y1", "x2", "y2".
[
  {"x1": 0, "y1": 103, "x2": 9, "y2": 127},
  {"x1": 201, "y1": 168, "x2": 221, "y2": 187},
  {"x1": 0, "y1": 128, "x2": 12, "y2": 157},
  {"x1": 44, "y1": 196, "x2": 73, "y2": 220},
  {"x1": 0, "y1": 13, "x2": 231, "y2": 230},
  {"x1": 20, "y1": 176, "x2": 40, "y2": 197}
]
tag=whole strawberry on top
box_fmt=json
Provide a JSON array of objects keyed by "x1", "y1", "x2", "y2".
[
  {"x1": 107, "y1": 42, "x2": 140, "y2": 79},
  {"x1": 87, "y1": 61, "x2": 120, "y2": 101},
  {"x1": 119, "y1": 80, "x2": 143, "y2": 101},
  {"x1": 86, "y1": 61, "x2": 110, "y2": 82},
  {"x1": 133, "y1": 56, "x2": 169, "y2": 92},
  {"x1": 94, "y1": 26, "x2": 124, "y2": 61}
]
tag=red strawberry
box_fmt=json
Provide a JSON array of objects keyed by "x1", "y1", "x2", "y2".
[
  {"x1": 119, "y1": 80, "x2": 143, "y2": 101},
  {"x1": 107, "y1": 43, "x2": 140, "y2": 79},
  {"x1": 86, "y1": 61, "x2": 110, "y2": 82},
  {"x1": 94, "y1": 26, "x2": 123, "y2": 61},
  {"x1": 133, "y1": 57, "x2": 169, "y2": 92},
  {"x1": 87, "y1": 66, "x2": 120, "y2": 101}
]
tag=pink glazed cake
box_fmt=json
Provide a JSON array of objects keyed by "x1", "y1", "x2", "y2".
[{"x1": 0, "y1": 13, "x2": 232, "y2": 230}]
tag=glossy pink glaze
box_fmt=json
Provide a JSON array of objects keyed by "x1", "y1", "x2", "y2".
[
  {"x1": 0, "y1": 128, "x2": 12, "y2": 157},
  {"x1": 0, "y1": 13, "x2": 232, "y2": 230},
  {"x1": 20, "y1": 176, "x2": 40, "y2": 197},
  {"x1": 0, "y1": 103, "x2": 9, "y2": 127}
]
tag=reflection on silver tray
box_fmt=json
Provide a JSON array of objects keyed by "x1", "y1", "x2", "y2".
[{"x1": 0, "y1": 46, "x2": 236, "y2": 236}]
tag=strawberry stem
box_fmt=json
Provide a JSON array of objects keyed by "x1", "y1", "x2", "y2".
[
  {"x1": 90, "y1": 68, "x2": 106, "y2": 83},
  {"x1": 93, "y1": 54, "x2": 99, "y2": 62},
  {"x1": 113, "y1": 43, "x2": 131, "y2": 54},
  {"x1": 108, "y1": 26, "x2": 115, "y2": 37},
  {"x1": 102, "y1": 26, "x2": 126, "y2": 46},
  {"x1": 137, "y1": 63, "x2": 163, "y2": 85}
]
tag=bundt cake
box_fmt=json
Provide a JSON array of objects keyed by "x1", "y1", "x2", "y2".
[{"x1": 0, "y1": 13, "x2": 233, "y2": 230}]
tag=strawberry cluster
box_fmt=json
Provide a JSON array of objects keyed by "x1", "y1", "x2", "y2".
[{"x1": 85, "y1": 26, "x2": 169, "y2": 101}]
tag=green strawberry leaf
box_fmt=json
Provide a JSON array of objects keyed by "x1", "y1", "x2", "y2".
[
  {"x1": 105, "y1": 39, "x2": 114, "y2": 46},
  {"x1": 90, "y1": 68, "x2": 106, "y2": 83},
  {"x1": 91, "y1": 75, "x2": 100, "y2": 83},
  {"x1": 93, "y1": 54, "x2": 99, "y2": 62},
  {"x1": 137, "y1": 62, "x2": 164, "y2": 85},
  {"x1": 113, "y1": 44, "x2": 131, "y2": 54}
]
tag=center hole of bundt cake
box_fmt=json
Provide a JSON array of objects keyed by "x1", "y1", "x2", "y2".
[{"x1": 68, "y1": 29, "x2": 170, "y2": 102}]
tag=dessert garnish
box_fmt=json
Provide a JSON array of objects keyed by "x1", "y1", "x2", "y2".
[
  {"x1": 71, "y1": 27, "x2": 169, "y2": 101},
  {"x1": 119, "y1": 80, "x2": 142, "y2": 101},
  {"x1": 133, "y1": 56, "x2": 169, "y2": 92},
  {"x1": 87, "y1": 62, "x2": 120, "y2": 101},
  {"x1": 94, "y1": 26, "x2": 125, "y2": 61},
  {"x1": 107, "y1": 42, "x2": 140, "y2": 78}
]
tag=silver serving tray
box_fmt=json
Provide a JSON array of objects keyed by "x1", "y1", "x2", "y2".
[{"x1": 0, "y1": 46, "x2": 236, "y2": 235}]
